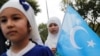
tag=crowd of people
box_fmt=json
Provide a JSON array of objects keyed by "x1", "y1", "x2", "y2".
[{"x1": 0, "y1": 0, "x2": 62, "y2": 56}]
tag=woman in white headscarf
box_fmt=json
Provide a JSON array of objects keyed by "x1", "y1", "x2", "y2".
[
  {"x1": 0, "y1": 0, "x2": 53, "y2": 56},
  {"x1": 45, "y1": 17, "x2": 61, "y2": 54}
]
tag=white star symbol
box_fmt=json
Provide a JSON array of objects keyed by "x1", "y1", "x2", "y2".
[{"x1": 87, "y1": 40, "x2": 96, "y2": 48}]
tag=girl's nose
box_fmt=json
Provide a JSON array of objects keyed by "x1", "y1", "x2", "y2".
[{"x1": 6, "y1": 20, "x2": 14, "y2": 29}]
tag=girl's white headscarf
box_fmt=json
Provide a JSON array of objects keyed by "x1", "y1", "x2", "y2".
[
  {"x1": 0, "y1": 0, "x2": 43, "y2": 45},
  {"x1": 45, "y1": 17, "x2": 61, "y2": 49}
]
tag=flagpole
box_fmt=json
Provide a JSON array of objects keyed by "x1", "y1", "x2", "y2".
[
  {"x1": 45, "y1": 0, "x2": 49, "y2": 20},
  {"x1": 62, "y1": 0, "x2": 70, "y2": 24},
  {"x1": 61, "y1": 0, "x2": 70, "y2": 27},
  {"x1": 66, "y1": 0, "x2": 70, "y2": 8}
]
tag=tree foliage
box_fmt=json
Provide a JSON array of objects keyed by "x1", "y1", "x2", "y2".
[
  {"x1": 74, "y1": 0, "x2": 100, "y2": 37},
  {"x1": 0, "y1": 0, "x2": 7, "y2": 7},
  {"x1": 0, "y1": 0, "x2": 40, "y2": 15},
  {"x1": 38, "y1": 23, "x2": 48, "y2": 43},
  {"x1": 27, "y1": 0, "x2": 40, "y2": 15},
  {"x1": 61, "y1": 0, "x2": 100, "y2": 37}
]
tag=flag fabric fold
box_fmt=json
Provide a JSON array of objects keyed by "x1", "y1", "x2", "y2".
[{"x1": 56, "y1": 5, "x2": 100, "y2": 56}]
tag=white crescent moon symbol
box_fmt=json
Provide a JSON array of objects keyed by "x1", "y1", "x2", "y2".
[{"x1": 70, "y1": 26, "x2": 88, "y2": 49}]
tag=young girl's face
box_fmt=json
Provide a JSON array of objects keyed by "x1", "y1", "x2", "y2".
[
  {"x1": 0, "y1": 7, "x2": 29, "y2": 43},
  {"x1": 48, "y1": 23, "x2": 59, "y2": 34}
]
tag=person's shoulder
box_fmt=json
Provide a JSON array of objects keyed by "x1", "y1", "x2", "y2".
[
  {"x1": 0, "y1": 52, "x2": 7, "y2": 56},
  {"x1": 35, "y1": 45, "x2": 54, "y2": 56},
  {"x1": 24, "y1": 45, "x2": 54, "y2": 56},
  {"x1": 34, "y1": 45, "x2": 50, "y2": 51}
]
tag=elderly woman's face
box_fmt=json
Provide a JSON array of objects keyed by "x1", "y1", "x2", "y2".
[
  {"x1": 48, "y1": 23, "x2": 59, "y2": 34},
  {"x1": 0, "y1": 7, "x2": 29, "y2": 43}
]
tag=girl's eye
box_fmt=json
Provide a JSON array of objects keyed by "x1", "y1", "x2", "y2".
[
  {"x1": 54, "y1": 24, "x2": 57, "y2": 26},
  {"x1": 49, "y1": 24, "x2": 52, "y2": 27},
  {"x1": 0, "y1": 17, "x2": 7, "y2": 23},
  {"x1": 49, "y1": 23, "x2": 58, "y2": 27},
  {"x1": 12, "y1": 16, "x2": 21, "y2": 21}
]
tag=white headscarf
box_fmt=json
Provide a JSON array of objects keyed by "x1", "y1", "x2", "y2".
[
  {"x1": 45, "y1": 17, "x2": 61, "y2": 49},
  {"x1": 0, "y1": 0, "x2": 43, "y2": 45}
]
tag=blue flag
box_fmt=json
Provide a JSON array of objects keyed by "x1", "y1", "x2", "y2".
[{"x1": 56, "y1": 6, "x2": 100, "y2": 56}]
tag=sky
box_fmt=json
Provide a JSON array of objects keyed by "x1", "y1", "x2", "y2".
[
  {"x1": 35, "y1": 0, "x2": 100, "y2": 26},
  {"x1": 35, "y1": 0, "x2": 64, "y2": 26}
]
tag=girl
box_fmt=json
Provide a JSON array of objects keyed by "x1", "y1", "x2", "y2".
[
  {"x1": 0, "y1": 0, "x2": 53, "y2": 56},
  {"x1": 45, "y1": 17, "x2": 61, "y2": 54}
]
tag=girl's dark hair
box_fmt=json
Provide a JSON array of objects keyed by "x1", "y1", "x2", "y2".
[
  {"x1": 29, "y1": 38, "x2": 38, "y2": 45},
  {"x1": 27, "y1": 21, "x2": 38, "y2": 45},
  {"x1": 0, "y1": 29, "x2": 7, "y2": 54}
]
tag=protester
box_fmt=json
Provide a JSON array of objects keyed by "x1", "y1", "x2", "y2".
[
  {"x1": 0, "y1": 0, "x2": 53, "y2": 56},
  {"x1": 45, "y1": 17, "x2": 61, "y2": 54}
]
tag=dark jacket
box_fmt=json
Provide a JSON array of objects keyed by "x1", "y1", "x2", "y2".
[{"x1": 0, "y1": 29, "x2": 7, "y2": 55}]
